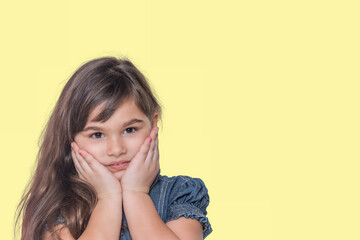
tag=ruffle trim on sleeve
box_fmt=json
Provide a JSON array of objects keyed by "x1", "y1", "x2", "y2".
[{"x1": 166, "y1": 203, "x2": 213, "y2": 239}]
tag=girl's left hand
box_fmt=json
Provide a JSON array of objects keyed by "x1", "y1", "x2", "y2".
[{"x1": 121, "y1": 126, "x2": 159, "y2": 194}]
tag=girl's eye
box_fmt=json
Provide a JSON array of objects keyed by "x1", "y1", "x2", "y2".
[
  {"x1": 124, "y1": 127, "x2": 137, "y2": 134},
  {"x1": 90, "y1": 132, "x2": 104, "y2": 139}
]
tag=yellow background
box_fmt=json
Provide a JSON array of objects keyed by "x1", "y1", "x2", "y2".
[{"x1": 1, "y1": 1, "x2": 359, "y2": 239}]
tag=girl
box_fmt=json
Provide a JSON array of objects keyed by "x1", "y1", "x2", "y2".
[{"x1": 15, "y1": 57, "x2": 212, "y2": 240}]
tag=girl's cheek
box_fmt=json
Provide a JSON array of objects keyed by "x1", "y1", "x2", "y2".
[
  {"x1": 127, "y1": 135, "x2": 147, "y2": 153},
  {"x1": 137, "y1": 133, "x2": 149, "y2": 146},
  {"x1": 83, "y1": 143, "x2": 104, "y2": 160},
  {"x1": 75, "y1": 137, "x2": 103, "y2": 160}
]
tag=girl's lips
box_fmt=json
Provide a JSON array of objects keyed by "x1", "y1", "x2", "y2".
[{"x1": 108, "y1": 161, "x2": 130, "y2": 171}]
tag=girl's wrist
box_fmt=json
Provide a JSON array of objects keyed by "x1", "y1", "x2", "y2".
[
  {"x1": 122, "y1": 189, "x2": 150, "y2": 198},
  {"x1": 97, "y1": 192, "x2": 123, "y2": 201}
]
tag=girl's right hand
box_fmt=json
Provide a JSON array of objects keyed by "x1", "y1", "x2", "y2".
[{"x1": 71, "y1": 142, "x2": 122, "y2": 200}]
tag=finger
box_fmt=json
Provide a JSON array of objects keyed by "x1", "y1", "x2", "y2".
[
  {"x1": 152, "y1": 137, "x2": 159, "y2": 164},
  {"x1": 143, "y1": 127, "x2": 158, "y2": 161},
  {"x1": 137, "y1": 136, "x2": 152, "y2": 158},
  {"x1": 71, "y1": 148, "x2": 86, "y2": 179},
  {"x1": 150, "y1": 137, "x2": 160, "y2": 172},
  {"x1": 137, "y1": 126, "x2": 156, "y2": 155},
  {"x1": 133, "y1": 127, "x2": 157, "y2": 164},
  {"x1": 72, "y1": 142, "x2": 93, "y2": 173},
  {"x1": 77, "y1": 149, "x2": 101, "y2": 169},
  {"x1": 146, "y1": 127, "x2": 158, "y2": 163},
  {"x1": 150, "y1": 126, "x2": 159, "y2": 155}
]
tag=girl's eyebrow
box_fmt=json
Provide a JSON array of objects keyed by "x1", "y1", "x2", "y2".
[
  {"x1": 121, "y1": 118, "x2": 144, "y2": 127},
  {"x1": 83, "y1": 119, "x2": 144, "y2": 132}
]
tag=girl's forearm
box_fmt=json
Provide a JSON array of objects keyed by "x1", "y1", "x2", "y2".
[
  {"x1": 123, "y1": 191, "x2": 180, "y2": 240},
  {"x1": 78, "y1": 195, "x2": 123, "y2": 240}
]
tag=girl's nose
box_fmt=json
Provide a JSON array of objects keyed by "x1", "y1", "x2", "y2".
[{"x1": 106, "y1": 137, "x2": 126, "y2": 157}]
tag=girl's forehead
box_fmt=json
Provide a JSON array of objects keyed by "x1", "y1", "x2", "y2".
[{"x1": 87, "y1": 98, "x2": 145, "y2": 123}]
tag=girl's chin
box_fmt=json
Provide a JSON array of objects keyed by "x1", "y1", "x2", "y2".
[{"x1": 113, "y1": 171, "x2": 125, "y2": 181}]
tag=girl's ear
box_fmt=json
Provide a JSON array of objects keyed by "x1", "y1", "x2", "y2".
[{"x1": 152, "y1": 113, "x2": 159, "y2": 128}]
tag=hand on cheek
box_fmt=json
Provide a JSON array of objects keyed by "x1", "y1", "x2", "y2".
[
  {"x1": 121, "y1": 126, "x2": 160, "y2": 194},
  {"x1": 71, "y1": 142, "x2": 123, "y2": 199}
]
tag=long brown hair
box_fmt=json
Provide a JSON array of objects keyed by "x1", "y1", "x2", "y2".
[{"x1": 15, "y1": 57, "x2": 162, "y2": 239}]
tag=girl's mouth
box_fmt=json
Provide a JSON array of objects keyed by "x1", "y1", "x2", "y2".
[{"x1": 108, "y1": 161, "x2": 130, "y2": 171}]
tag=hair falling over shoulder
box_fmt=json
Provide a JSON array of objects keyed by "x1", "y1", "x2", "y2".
[{"x1": 14, "y1": 56, "x2": 162, "y2": 240}]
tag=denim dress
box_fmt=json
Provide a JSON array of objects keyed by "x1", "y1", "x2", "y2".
[{"x1": 52, "y1": 171, "x2": 213, "y2": 239}]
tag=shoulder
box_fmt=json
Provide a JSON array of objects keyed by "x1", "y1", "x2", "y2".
[
  {"x1": 158, "y1": 174, "x2": 213, "y2": 238},
  {"x1": 160, "y1": 175, "x2": 209, "y2": 202},
  {"x1": 158, "y1": 174, "x2": 208, "y2": 189}
]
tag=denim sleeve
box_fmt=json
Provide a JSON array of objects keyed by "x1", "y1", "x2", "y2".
[{"x1": 165, "y1": 176, "x2": 213, "y2": 239}]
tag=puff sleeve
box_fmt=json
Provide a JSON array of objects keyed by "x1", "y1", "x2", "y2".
[{"x1": 165, "y1": 176, "x2": 213, "y2": 239}]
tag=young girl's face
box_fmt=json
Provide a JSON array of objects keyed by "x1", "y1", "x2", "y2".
[{"x1": 74, "y1": 98, "x2": 157, "y2": 181}]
